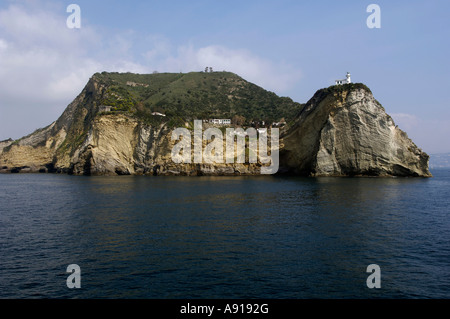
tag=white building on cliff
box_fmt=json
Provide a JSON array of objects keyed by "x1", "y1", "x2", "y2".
[
  {"x1": 335, "y1": 72, "x2": 351, "y2": 85},
  {"x1": 209, "y1": 119, "x2": 231, "y2": 125}
]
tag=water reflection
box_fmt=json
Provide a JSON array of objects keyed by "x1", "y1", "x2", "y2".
[
  {"x1": 71, "y1": 174, "x2": 438, "y2": 297},
  {"x1": 0, "y1": 173, "x2": 447, "y2": 298}
]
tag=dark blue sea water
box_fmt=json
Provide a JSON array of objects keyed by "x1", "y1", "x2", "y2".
[{"x1": 1, "y1": 170, "x2": 449, "y2": 299}]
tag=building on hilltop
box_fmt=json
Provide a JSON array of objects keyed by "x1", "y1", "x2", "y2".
[
  {"x1": 335, "y1": 72, "x2": 351, "y2": 85},
  {"x1": 209, "y1": 119, "x2": 231, "y2": 125}
]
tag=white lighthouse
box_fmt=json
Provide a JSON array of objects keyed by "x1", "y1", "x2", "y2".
[
  {"x1": 346, "y1": 72, "x2": 351, "y2": 83},
  {"x1": 335, "y1": 72, "x2": 351, "y2": 85}
]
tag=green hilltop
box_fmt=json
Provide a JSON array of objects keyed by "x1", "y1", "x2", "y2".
[{"x1": 93, "y1": 71, "x2": 304, "y2": 126}]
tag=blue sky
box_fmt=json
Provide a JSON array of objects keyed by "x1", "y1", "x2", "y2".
[{"x1": 0, "y1": 0, "x2": 449, "y2": 153}]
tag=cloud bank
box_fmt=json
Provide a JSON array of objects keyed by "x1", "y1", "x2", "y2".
[{"x1": 0, "y1": 2, "x2": 301, "y2": 141}]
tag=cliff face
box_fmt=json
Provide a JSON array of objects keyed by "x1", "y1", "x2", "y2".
[
  {"x1": 67, "y1": 114, "x2": 264, "y2": 176},
  {"x1": 279, "y1": 84, "x2": 431, "y2": 177},
  {"x1": 0, "y1": 73, "x2": 266, "y2": 176},
  {"x1": 0, "y1": 75, "x2": 104, "y2": 174},
  {"x1": 0, "y1": 74, "x2": 431, "y2": 177}
]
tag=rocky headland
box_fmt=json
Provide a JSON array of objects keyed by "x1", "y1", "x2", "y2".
[{"x1": 0, "y1": 72, "x2": 431, "y2": 177}]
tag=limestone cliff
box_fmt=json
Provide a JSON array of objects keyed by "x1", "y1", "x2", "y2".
[
  {"x1": 0, "y1": 72, "x2": 270, "y2": 176},
  {"x1": 66, "y1": 114, "x2": 264, "y2": 176},
  {"x1": 279, "y1": 83, "x2": 431, "y2": 177},
  {"x1": 0, "y1": 73, "x2": 431, "y2": 177}
]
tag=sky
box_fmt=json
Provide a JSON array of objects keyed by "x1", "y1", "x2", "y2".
[{"x1": 0, "y1": 0, "x2": 449, "y2": 153}]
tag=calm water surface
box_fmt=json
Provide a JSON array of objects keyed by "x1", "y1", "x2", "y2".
[{"x1": 1, "y1": 170, "x2": 449, "y2": 298}]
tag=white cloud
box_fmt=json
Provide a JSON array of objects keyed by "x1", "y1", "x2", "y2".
[
  {"x1": 149, "y1": 44, "x2": 301, "y2": 93},
  {"x1": 0, "y1": 3, "x2": 101, "y2": 104},
  {"x1": 0, "y1": 3, "x2": 139, "y2": 140}
]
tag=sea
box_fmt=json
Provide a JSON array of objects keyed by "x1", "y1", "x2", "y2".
[{"x1": 1, "y1": 169, "x2": 449, "y2": 299}]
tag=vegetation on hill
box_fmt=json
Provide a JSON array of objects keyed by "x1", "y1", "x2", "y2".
[
  {"x1": 93, "y1": 71, "x2": 304, "y2": 127},
  {"x1": 320, "y1": 82, "x2": 372, "y2": 95}
]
